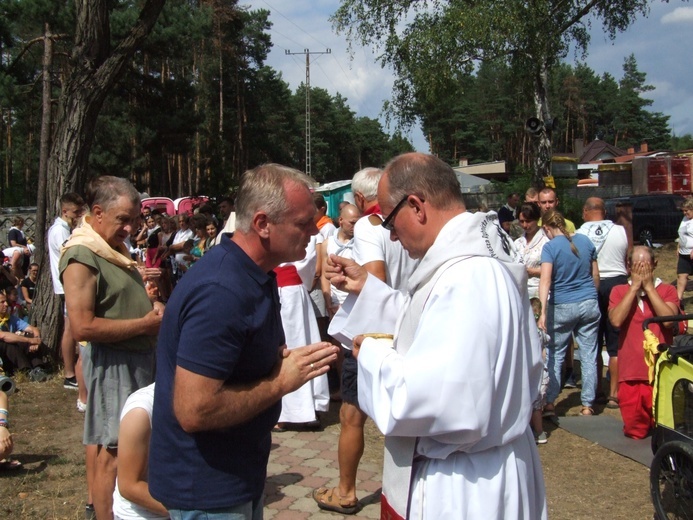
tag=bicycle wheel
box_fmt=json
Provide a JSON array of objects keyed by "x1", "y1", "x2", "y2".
[{"x1": 651, "y1": 440, "x2": 693, "y2": 519}]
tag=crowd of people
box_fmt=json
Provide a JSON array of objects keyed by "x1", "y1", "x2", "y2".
[{"x1": 2, "y1": 154, "x2": 691, "y2": 520}]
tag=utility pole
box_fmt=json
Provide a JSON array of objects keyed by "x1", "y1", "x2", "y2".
[{"x1": 285, "y1": 48, "x2": 330, "y2": 177}]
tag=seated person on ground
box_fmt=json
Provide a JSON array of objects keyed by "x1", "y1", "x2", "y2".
[
  {"x1": 20, "y1": 263, "x2": 39, "y2": 313},
  {"x1": 5, "y1": 287, "x2": 26, "y2": 319},
  {"x1": 0, "y1": 292, "x2": 48, "y2": 382}
]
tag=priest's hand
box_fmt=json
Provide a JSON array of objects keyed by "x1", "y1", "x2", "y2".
[
  {"x1": 325, "y1": 254, "x2": 368, "y2": 294},
  {"x1": 352, "y1": 335, "x2": 364, "y2": 359}
]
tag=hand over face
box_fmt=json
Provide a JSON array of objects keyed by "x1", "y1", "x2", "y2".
[
  {"x1": 631, "y1": 261, "x2": 654, "y2": 291},
  {"x1": 639, "y1": 261, "x2": 655, "y2": 291}
]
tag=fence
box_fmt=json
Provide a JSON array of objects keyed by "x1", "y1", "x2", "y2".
[
  {"x1": 0, "y1": 208, "x2": 37, "y2": 250},
  {"x1": 465, "y1": 183, "x2": 634, "y2": 214}
]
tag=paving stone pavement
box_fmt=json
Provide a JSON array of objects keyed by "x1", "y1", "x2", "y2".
[{"x1": 264, "y1": 424, "x2": 383, "y2": 519}]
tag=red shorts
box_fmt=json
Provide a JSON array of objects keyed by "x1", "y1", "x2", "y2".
[{"x1": 617, "y1": 380, "x2": 653, "y2": 439}]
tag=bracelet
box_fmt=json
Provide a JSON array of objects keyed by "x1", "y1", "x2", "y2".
[
  {"x1": 0, "y1": 408, "x2": 7, "y2": 415},
  {"x1": 0, "y1": 419, "x2": 8, "y2": 428}
]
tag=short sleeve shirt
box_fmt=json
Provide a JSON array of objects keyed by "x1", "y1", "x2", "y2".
[
  {"x1": 8, "y1": 227, "x2": 27, "y2": 246},
  {"x1": 1, "y1": 315, "x2": 29, "y2": 333},
  {"x1": 20, "y1": 278, "x2": 36, "y2": 301},
  {"x1": 609, "y1": 283, "x2": 678, "y2": 382},
  {"x1": 59, "y1": 245, "x2": 154, "y2": 352},
  {"x1": 353, "y1": 215, "x2": 419, "y2": 292},
  {"x1": 541, "y1": 233, "x2": 597, "y2": 304},
  {"x1": 149, "y1": 235, "x2": 284, "y2": 510}
]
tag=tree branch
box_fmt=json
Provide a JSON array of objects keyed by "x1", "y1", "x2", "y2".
[
  {"x1": 94, "y1": 0, "x2": 167, "y2": 93},
  {"x1": 555, "y1": 0, "x2": 604, "y2": 36}
]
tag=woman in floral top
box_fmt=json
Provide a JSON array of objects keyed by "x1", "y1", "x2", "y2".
[{"x1": 514, "y1": 202, "x2": 549, "y2": 298}]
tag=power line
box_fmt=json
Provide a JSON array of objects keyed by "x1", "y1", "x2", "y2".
[
  {"x1": 255, "y1": 1, "x2": 384, "y2": 119},
  {"x1": 260, "y1": 0, "x2": 332, "y2": 49}
]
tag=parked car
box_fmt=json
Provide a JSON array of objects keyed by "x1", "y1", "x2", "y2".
[{"x1": 605, "y1": 194, "x2": 685, "y2": 244}]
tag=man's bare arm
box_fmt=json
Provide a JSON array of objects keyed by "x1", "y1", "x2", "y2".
[
  {"x1": 117, "y1": 408, "x2": 168, "y2": 516},
  {"x1": 63, "y1": 262, "x2": 162, "y2": 343},
  {"x1": 174, "y1": 342, "x2": 338, "y2": 432},
  {"x1": 608, "y1": 286, "x2": 638, "y2": 329},
  {"x1": 362, "y1": 260, "x2": 386, "y2": 282}
]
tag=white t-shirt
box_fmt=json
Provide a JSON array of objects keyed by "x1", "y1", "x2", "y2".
[
  {"x1": 325, "y1": 233, "x2": 355, "y2": 306},
  {"x1": 113, "y1": 384, "x2": 167, "y2": 520},
  {"x1": 353, "y1": 214, "x2": 419, "y2": 293},
  {"x1": 319, "y1": 222, "x2": 337, "y2": 240},
  {"x1": 47, "y1": 218, "x2": 71, "y2": 294},
  {"x1": 679, "y1": 217, "x2": 693, "y2": 255},
  {"x1": 577, "y1": 220, "x2": 628, "y2": 278},
  {"x1": 172, "y1": 228, "x2": 194, "y2": 267},
  {"x1": 280, "y1": 234, "x2": 323, "y2": 292}
]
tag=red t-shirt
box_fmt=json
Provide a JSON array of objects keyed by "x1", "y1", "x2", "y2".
[{"x1": 608, "y1": 283, "x2": 678, "y2": 382}]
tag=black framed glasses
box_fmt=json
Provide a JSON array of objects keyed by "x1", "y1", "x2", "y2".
[{"x1": 381, "y1": 196, "x2": 411, "y2": 231}]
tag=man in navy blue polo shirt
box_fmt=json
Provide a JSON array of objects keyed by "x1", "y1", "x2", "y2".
[{"x1": 149, "y1": 164, "x2": 339, "y2": 519}]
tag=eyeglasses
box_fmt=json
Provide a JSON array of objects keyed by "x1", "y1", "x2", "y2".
[{"x1": 381, "y1": 196, "x2": 412, "y2": 231}]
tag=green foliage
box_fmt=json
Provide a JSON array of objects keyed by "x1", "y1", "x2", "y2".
[
  {"x1": 3, "y1": 0, "x2": 669, "y2": 206},
  {"x1": 491, "y1": 171, "x2": 582, "y2": 224},
  {"x1": 554, "y1": 178, "x2": 583, "y2": 227},
  {"x1": 332, "y1": 0, "x2": 659, "y2": 184},
  {"x1": 671, "y1": 134, "x2": 693, "y2": 151},
  {"x1": 490, "y1": 168, "x2": 534, "y2": 199},
  {"x1": 411, "y1": 53, "x2": 671, "y2": 178},
  {"x1": 0, "y1": 0, "x2": 404, "y2": 203},
  {"x1": 332, "y1": 0, "x2": 650, "y2": 129}
]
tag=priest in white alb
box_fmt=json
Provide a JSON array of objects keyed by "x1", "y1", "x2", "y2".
[{"x1": 326, "y1": 152, "x2": 547, "y2": 520}]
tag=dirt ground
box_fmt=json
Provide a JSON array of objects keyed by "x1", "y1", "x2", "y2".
[{"x1": 1, "y1": 242, "x2": 685, "y2": 519}]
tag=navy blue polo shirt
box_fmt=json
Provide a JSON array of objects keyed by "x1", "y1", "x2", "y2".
[{"x1": 149, "y1": 234, "x2": 284, "y2": 510}]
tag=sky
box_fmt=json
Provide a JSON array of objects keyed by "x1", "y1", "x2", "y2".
[{"x1": 242, "y1": 0, "x2": 693, "y2": 153}]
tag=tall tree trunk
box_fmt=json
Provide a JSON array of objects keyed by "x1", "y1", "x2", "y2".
[
  {"x1": 34, "y1": 0, "x2": 166, "y2": 355},
  {"x1": 532, "y1": 58, "x2": 552, "y2": 188},
  {"x1": 4, "y1": 109, "x2": 11, "y2": 196},
  {"x1": 32, "y1": 25, "x2": 58, "y2": 356},
  {"x1": 218, "y1": 28, "x2": 225, "y2": 175},
  {"x1": 35, "y1": 24, "x2": 53, "y2": 267}
]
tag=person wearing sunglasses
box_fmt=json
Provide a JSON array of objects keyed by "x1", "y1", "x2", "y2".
[
  {"x1": 324, "y1": 153, "x2": 546, "y2": 520},
  {"x1": 313, "y1": 167, "x2": 418, "y2": 515}
]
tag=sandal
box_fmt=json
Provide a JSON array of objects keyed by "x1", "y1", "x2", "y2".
[
  {"x1": 313, "y1": 487, "x2": 359, "y2": 515},
  {"x1": 0, "y1": 459, "x2": 23, "y2": 470},
  {"x1": 606, "y1": 396, "x2": 620, "y2": 409},
  {"x1": 580, "y1": 406, "x2": 594, "y2": 416}
]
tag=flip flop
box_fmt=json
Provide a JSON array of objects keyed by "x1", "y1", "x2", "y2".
[
  {"x1": 0, "y1": 459, "x2": 23, "y2": 470},
  {"x1": 606, "y1": 396, "x2": 620, "y2": 409},
  {"x1": 580, "y1": 406, "x2": 595, "y2": 416},
  {"x1": 313, "y1": 487, "x2": 359, "y2": 515},
  {"x1": 272, "y1": 425, "x2": 287, "y2": 433}
]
